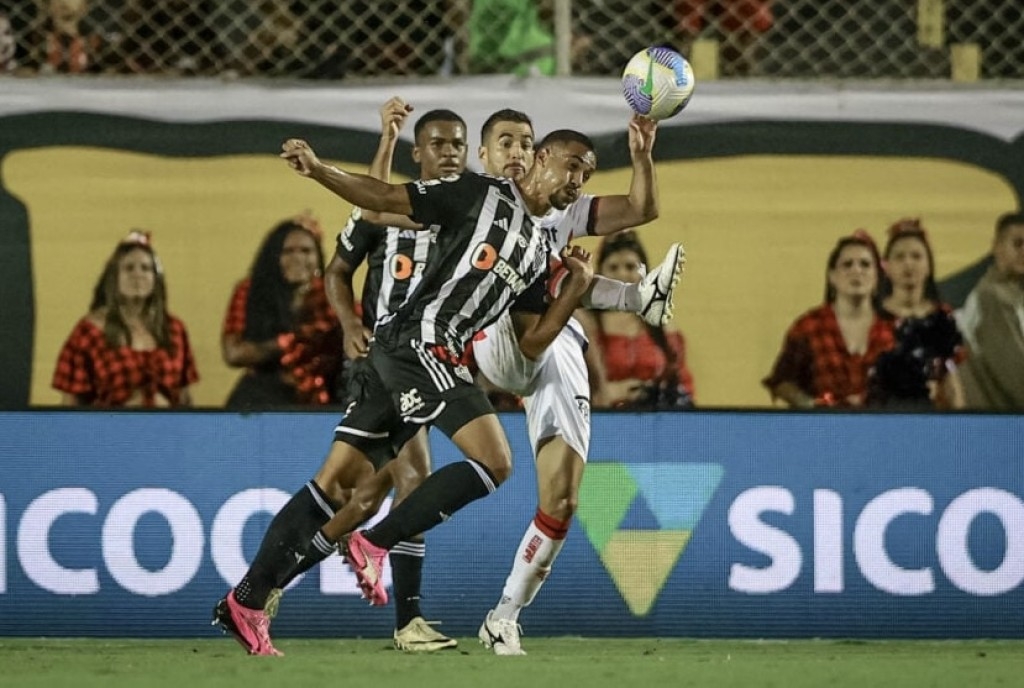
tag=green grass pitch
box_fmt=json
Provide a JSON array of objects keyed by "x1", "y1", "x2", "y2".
[{"x1": 2, "y1": 637, "x2": 1021, "y2": 688}]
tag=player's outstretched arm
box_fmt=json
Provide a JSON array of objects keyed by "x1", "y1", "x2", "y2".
[
  {"x1": 590, "y1": 115, "x2": 660, "y2": 236},
  {"x1": 281, "y1": 138, "x2": 413, "y2": 215}
]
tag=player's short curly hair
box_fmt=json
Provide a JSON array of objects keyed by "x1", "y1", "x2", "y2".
[{"x1": 413, "y1": 109, "x2": 466, "y2": 143}]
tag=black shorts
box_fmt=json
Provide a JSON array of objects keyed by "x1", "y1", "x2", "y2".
[{"x1": 334, "y1": 340, "x2": 494, "y2": 468}]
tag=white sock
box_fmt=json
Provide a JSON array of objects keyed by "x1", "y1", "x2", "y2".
[
  {"x1": 493, "y1": 511, "x2": 570, "y2": 621},
  {"x1": 584, "y1": 274, "x2": 641, "y2": 312}
]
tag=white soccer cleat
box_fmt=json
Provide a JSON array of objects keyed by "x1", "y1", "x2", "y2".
[
  {"x1": 637, "y1": 243, "x2": 686, "y2": 327},
  {"x1": 478, "y1": 609, "x2": 527, "y2": 656}
]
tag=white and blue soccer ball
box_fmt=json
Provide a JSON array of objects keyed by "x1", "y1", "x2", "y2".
[{"x1": 621, "y1": 46, "x2": 695, "y2": 121}]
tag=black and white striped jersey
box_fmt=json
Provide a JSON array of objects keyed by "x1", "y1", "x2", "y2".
[
  {"x1": 334, "y1": 209, "x2": 435, "y2": 328},
  {"x1": 374, "y1": 172, "x2": 550, "y2": 358}
]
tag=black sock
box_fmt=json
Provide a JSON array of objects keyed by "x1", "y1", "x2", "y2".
[
  {"x1": 233, "y1": 481, "x2": 335, "y2": 609},
  {"x1": 391, "y1": 537, "x2": 425, "y2": 629},
  {"x1": 365, "y1": 460, "x2": 496, "y2": 550},
  {"x1": 279, "y1": 529, "x2": 337, "y2": 582}
]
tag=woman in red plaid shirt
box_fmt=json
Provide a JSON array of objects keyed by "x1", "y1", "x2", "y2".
[
  {"x1": 222, "y1": 214, "x2": 344, "y2": 407},
  {"x1": 764, "y1": 231, "x2": 896, "y2": 409},
  {"x1": 52, "y1": 231, "x2": 198, "y2": 406}
]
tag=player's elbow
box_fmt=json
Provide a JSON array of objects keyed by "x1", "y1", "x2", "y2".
[
  {"x1": 640, "y1": 204, "x2": 660, "y2": 223},
  {"x1": 517, "y1": 336, "x2": 548, "y2": 361}
]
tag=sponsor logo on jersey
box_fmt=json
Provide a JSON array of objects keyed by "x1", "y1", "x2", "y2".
[
  {"x1": 389, "y1": 254, "x2": 426, "y2": 280},
  {"x1": 470, "y1": 242, "x2": 529, "y2": 295},
  {"x1": 492, "y1": 257, "x2": 529, "y2": 295}
]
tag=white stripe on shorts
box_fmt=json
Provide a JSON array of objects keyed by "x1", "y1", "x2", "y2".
[
  {"x1": 406, "y1": 400, "x2": 447, "y2": 425},
  {"x1": 336, "y1": 426, "x2": 390, "y2": 439},
  {"x1": 412, "y1": 341, "x2": 455, "y2": 391}
]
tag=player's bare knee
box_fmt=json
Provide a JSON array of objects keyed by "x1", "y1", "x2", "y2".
[
  {"x1": 491, "y1": 457, "x2": 513, "y2": 485},
  {"x1": 477, "y1": 450, "x2": 512, "y2": 485},
  {"x1": 393, "y1": 464, "x2": 430, "y2": 499},
  {"x1": 351, "y1": 485, "x2": 385, "y2": 520}
]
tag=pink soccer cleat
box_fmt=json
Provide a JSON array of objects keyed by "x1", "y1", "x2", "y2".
[
  {"x1": 344, "y1": 531, "x2": 389, "y2": 606},
  {"x1": 211, "y1": 590, "x2": 283, "y2": 656}
]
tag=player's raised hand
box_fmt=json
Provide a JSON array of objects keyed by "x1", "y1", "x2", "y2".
[
  {"x1": 627, "y1": 113, "x2": 658, "y2": 157},
  {"x1": 380, "y1": 96, "x2": 413, "y2": 140},
  {"x1": 561, "y1": 245, "x2": 594, "y2": 287},
  {"x1": 281, "y1": 138, "x2": 321, "y2": 177}
]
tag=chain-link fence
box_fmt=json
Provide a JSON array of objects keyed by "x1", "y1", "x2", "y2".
[{"x1": 1, "y1": 1, "x2": 1021, "y2": 80}]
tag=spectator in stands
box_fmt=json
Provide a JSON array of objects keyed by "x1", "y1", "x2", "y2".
[
  {"x1": 118, "y1": 0, "x2": 218, "y2": 74},
  {"x1": 580, "y1": 230, "x2": 695, "y2": 409},
  {"x1": 222, "y1": 213, "x2": 345, "y2": 408},
  {"x1": 292, "y1": 0, "x2": 448, "y2": 78},
  {"x1": 52, "y1": 230, "x2": 198, "y2": 406},
  {"x1": 763, "y1": 230, "x2": 895, "y2": 409},
  {"x1": 673, "y1": 0, "x2": 774, "y2": 76},
  {"x1": 0, "y1": 11, "x2": 18, "y2": 73},
  {"x1": 462, "y1": 0, "x2": 557, "y2": 76},
  {"x1": 870, "y1": 218, "x2": 965, "y2": 409},
  {"x1": 569, "y1": 1, "x2": 668, "y2": 75},
  {"x1": 37, "y1": 0, "x2": 101, "y2": 74},
  {"x1": 237, "y1": 0, "x2": 307, "y2": 77},
  {"x1": 956, "y1": 212, "x2": 1024, "y2": 410}
]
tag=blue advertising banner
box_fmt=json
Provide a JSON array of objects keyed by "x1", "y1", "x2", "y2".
[{"x1": 0, "y1": 411, "x2": 1022, "y2": 638}]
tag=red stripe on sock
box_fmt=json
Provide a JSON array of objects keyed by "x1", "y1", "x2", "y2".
[{"x1": 534, "y1": 509, "x2": 570, "y2": 540}]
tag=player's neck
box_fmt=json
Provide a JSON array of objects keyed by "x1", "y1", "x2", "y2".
[{"x1": 514, "y1": 178, "x2": 553, "y2": 217}]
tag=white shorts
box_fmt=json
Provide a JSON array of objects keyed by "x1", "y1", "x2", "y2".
[{"x1": 474, "y1": 312, "x2": 591, "y2": 461}]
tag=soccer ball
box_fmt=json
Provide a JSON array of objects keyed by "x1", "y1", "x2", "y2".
[{"x1": 621, "y1": 46, "x2": 695, "y2": 121}]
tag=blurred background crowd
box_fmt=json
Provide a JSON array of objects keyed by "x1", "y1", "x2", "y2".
[
  {"x1": 2, "y1": 0, "x2": 1022, "y2": 80},
  {"x1": 2, "y1": 1, "x2": 1022, "y2": 412},
  {"x1": 48, "y1": 212, "x2": 1024, "y2": 412}
]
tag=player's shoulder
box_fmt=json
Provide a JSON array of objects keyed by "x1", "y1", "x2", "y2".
[
  {"x1": 539, "y1": 193, "x2": 596, "y2": 227},
  {"x1": 338, "y1": 208, "x2": 374, "y2": 243},
  {"x1": 465, "y1": 171, "x2": 521, "y2": 196},
  {"x1": 409, "y1": 171, "x2": 484, "y2": 194}
]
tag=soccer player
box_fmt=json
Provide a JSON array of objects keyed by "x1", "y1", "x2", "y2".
[
  {"x1": 471, "y1": 109, "x2": 684, "y2": 655},
  {"x1": 214, "y1": 122, "x2": 598, "y2": 656},
  {"x1": 327, "y1": 103, "x2": 467, "y2": 652},
  {"x1": 212, "y1": 103, "x2": 467, "y2": 656}
]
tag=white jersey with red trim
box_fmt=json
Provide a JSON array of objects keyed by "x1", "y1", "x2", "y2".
[{"x1": 537, "y1": 194, "x2": 597, "y2": 260}]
